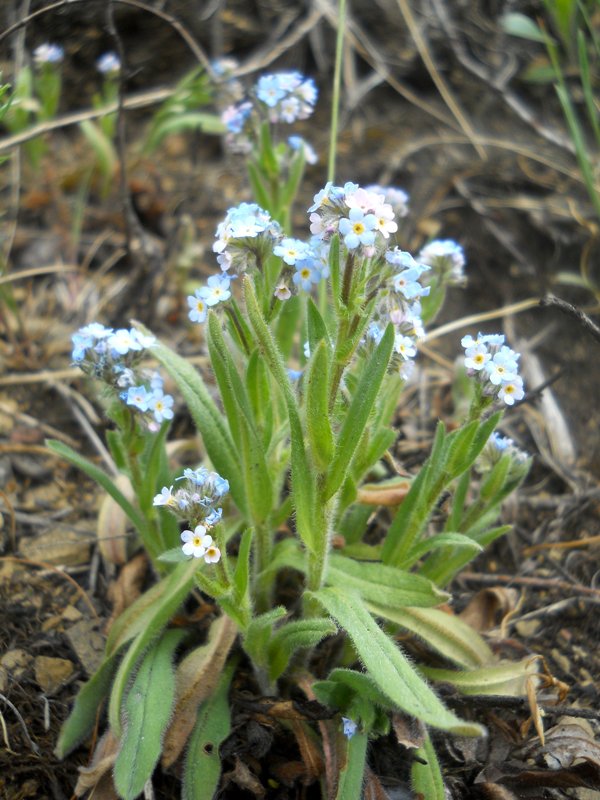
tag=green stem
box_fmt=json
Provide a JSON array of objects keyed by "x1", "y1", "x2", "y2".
[
  {"x1": 253, "y1": 522, "x2": 273, "y2": 613},
  {"x1": 328, "y1": 0, "x2": 347, "y2": 183}
]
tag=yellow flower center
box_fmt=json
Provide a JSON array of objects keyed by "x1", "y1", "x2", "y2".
[
  {"x1": 352, "y1": 222, "x2": 365, "y2": 235},
  {"x1": 192, "y1": 536, "x2": 202, "y2": 547}
]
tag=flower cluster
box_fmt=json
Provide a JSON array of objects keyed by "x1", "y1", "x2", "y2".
[
  {"x1": 96, "y1": 52, "x2": 120, "y2": 75},
  {"x1": 309, "y1": 182, "x2": 398, "y2": 256},
  {"x1": 187, "y1": 203, "x2": 283, "y2": 324},
  {"x1": 418, "y1": 239, "x2": 466, "y2": 286},
  {"x1": 462, "y1": 333, "x2": 525, "y2": 406},
  {"x1": 154, "y1": 468, "x2": 230, "y2": 563},
  {"x1": 221, "y1": 71, "x2": 317, "y2": 154},
  {"x1": 255, "y1": 72, "x2": 318, "y2": 123},
  {"x1": 33, "y1": 43, "x2": 64, "y2": 65},
  {"x1": 71, "y1": 324, "x2": 174, "y2": 428}
]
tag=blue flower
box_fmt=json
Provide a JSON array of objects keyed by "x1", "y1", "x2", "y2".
[
  {"x1": 126, "y1": 385, "x2": 150, "y2": 412},
  {"x1": 338, "y1": 208, "x2": 377, "y2": 250},
  {"x1": 149, "y1": 390, "x2": 174, "y2": 423},
  {"x1": 341, "y1": 717, "x2": 357, "y2": 739},
  {"x1": 274, "y1": 237, "x2": 309, "y2": 266},
  {"x1": 188, "y1": 289, "x2": 208, "y2": 323},
  {"x1": 256, "y1": 75, "x2": 287, "y2": 107},
  {"x1": 96, "y1": 52, "x2": 120, "y2": 74},
  {"x1": 293, "y1": 259, "x2": 321, "y2": 291}
]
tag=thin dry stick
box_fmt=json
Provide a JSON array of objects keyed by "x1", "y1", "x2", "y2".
[
  {"x1": 459, "y1": 570, "x2": 600, "y2": 598},
  {"x1": 423, "y1": 297, "x2": 540, "y2": 343},
  {"x1": 395, "y1": 0, "x2": 486, "y2": 160},
  {"x1": 0, "y1": 87, "x2": 173, "y2": 153},
  {"x1": 0, "y1": 264, "x2": 79, "y2": 285},
  {"x1": 540, "y1": 295, "x2": 600, "y2": 345}
]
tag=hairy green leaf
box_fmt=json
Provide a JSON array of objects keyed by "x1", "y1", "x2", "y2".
[
  {"x1": 114, "y1": 630, "x2": 185, "y2": 800},
  {"x1": 108, "y1": 558, "x2": 199, "y2": 737},
  {"x1": 324, "y1": 325, "x2": 394, "y2": 500},
  {"x1": 306, "y1": 340, "x2": 334, "y2": 469},
  {"x1": 182, "y1": 659, "x2": 237, "y2": 800},
  {"x1": 55, "y1": 651, "x2": 121, "y2": 758},
  {"x1": 367, "y1": 605, "x2": 494, "y2": 669},
  {"x1": 309, "y1": 588, "x2": 484, "y2": 736},
  {"x1": 267, "y1": 618, "x2": 336, "y2": 681},
  {"x1": 411, "y1": 735, "x2": 445, "y2": 800},
  {"x1": 327, "y1": 554, "x2": 448, "y2": 608}
]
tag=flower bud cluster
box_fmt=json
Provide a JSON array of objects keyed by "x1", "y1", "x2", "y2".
[
  {"x1": 367, "y1": 250, "x2": 430, "y2": 379},
  {"x1": 462, "y1": 333, "x2": 525, "y2": 406},
  {"x1": 365, "y1": 185, "x2": 410, "y2": 219},
  {"x1": 71, "y1": 324, "x2": 174, "y2": 428},
  {"x1": 418, "y1": 239, "x2": 466, "y2": 286},
  {"x1": 478, "y1": 432, "x2": 530, "y2": 472},
  {"x1": 153, "y1": 468, "x2": 230, "y2": 563}
]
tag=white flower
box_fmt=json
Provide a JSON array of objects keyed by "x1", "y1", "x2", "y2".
[
  {"x1": 181, "y1": 525, "x2": 209, "y2": 558},
  {"x1": 153, "y1": 485, "x2": 175, "y2": 507}
]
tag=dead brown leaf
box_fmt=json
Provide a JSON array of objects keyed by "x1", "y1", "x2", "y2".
[
  {"x1": 97, "y1": 474, "x2": 134, "y2": 565},
  {"x1": 161, "y1": 614, "x2": 238, "y2": 768},
  {"x1": 356, "y1": 478, "x2": 411, "y2": 506},
  {"x1": 290, "y1": 719, "x2": 324, "y2": 782},
  {"x1": 74, "y1": 730, "x2": 120, "y2": 798},
  {"x1": 363, "y1": 767, "x2": 391, "y2": 800},
  {"x1": 222, "y1": 756, "x2": 265, "y2": 797},
  {"x1": 459, "y1": 587, "x2": 519, "y2": 632},
  {"x1": 391, "y1": 712, "x2": 426, "y2": 749},
  {"x1": 105, "y1": 552, "x2": 148, "y2": 635}
]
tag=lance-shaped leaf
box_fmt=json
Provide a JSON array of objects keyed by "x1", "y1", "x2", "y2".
[
  {"x1": 327, "y1": 554, "x2": 448, "y2": 608},
  {"x1": 162, "y1": 614, "x2": 238, "y2": 768},
  {"x1": 306, "y1": 297, "x2": 330, "y2": 352},
  {"x1": 208, "y1": 313, "x2": 273, "y2": 524},
  {"x1": 108, "y1": 558, "x2": 199, "y2": 737},
  {"x1": 403, "y1": 532, "x2": 482, "y2": 568},
  {"x1": 267, "y1": 618, "x2": 337, "y2": 681},
  {"x1": 324, "y1": 324, "x2": 394, "y2": 501},
  {"x1": 182, "y1": 659, "x2": 237, "y2": 800},
  {"x1": 149, "y1": 336, "x2": 247, "y2": 516},
  {"x1": 335, "y1": 731, "x2": 368, "y2": 800},
  {"x1": 308, "y1": 587, "x2": 484, "y2": 736},
  {"x1": 55, "y1": 651, "x2": 121, "y2": 758},
  {"x1": 306, "y1": 340, "x2": 334, "y2": 470},
  {"x1": 367, "y1": 605, "x2": 494, "y2": 669},
  {"x1": 421, "y1": 659, "x2": 534, "y2": 696},
  {"x1": 244, "y1": 276, "x2": 316, "y2": 551},
  {"x1": 411, "y1": 735, "x2": 445, "y2": 800},
  {"x1": 114, "y1": 629, "x2": 185, "y2": 800}
]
